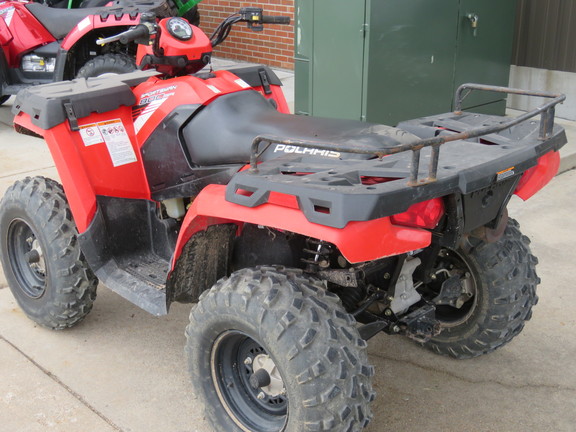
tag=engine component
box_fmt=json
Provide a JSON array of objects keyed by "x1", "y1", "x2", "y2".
[{"x1": 389, "y1": 257, "x2": 422, "y2": 315}]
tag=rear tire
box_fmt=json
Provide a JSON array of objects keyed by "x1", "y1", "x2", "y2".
[
  {"x1": 186, "y1": 266, "x2": 375, "y2": 432},
  {"x1": 76, "y1": 53, "x2": 136, "y2": 78},
  {"x1": 0, "y1": 177, "x2": 98, "y2": 329},
  {"x1": 421, "y1": 219, "x2": 539, "y2": 359}
]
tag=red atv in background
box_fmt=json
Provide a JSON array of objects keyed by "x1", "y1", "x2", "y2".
[
  {"x1": 0, "y1": 0, "x2": 182, "y2": 105},
  {"x1": 0, "y1": 8, "x2": 567, "y2": 432}
]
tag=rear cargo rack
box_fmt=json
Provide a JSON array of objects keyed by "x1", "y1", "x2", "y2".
[{"x1": 249, "y1": 84, "x2": 565, "y2": 186}]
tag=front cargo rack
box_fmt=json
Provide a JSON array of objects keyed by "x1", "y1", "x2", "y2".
[{"x1": 248, "y1": 84, "x2": 565, "y2": 186}]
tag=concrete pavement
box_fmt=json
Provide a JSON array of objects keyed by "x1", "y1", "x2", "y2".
[{"x1": 1, "y1": 67, "x2": 575, "y2": 432}]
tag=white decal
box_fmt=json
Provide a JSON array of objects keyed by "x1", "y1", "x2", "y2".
[
  {"x1": 207, "y1": 84, "x2": 221, "y2": 94},
  {"x1": 234, "y1": 79, "x2": 251, "y2": 89},
  {"x1": 79, "y1": 123, "x2": 104, "y2": 146},
  {"x1": 134, "y1": 97, "x2": 169, "y2": 134},
  {"x1": 140, "y1": 85, "x2": 177, "y2": 99},
  {"x1": 97, "y1": 119, "x2": 137, "y2": 167},
  {"x1": 496, "y1": 167, "x2": 515, "y2": 182},
  {"x1": 0, "y1": 6, "x2": 15, "y2": 26},
  {"x1": 77, "y1": 16, "x2": 91, "y2": 32},
  {"x1": 274, "y1": 144, "x2": 341, "y2": 158}
]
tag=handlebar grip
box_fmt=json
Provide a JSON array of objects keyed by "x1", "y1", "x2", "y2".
[
  {"x1": 119, "y1": 24, "x2": 150, "y2": 44},
  {"x1": 261, "y1": 15, "x2": 291, "y2": 24}
]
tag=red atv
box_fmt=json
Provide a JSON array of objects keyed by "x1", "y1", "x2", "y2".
[
  {"x1": 0, "y1": 8, "x2": 567, "y2": 432},
  {"x1": 0, "y1": 0, "x2": 179, "y2": 105}
]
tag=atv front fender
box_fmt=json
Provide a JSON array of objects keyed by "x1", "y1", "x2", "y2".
[
  {"x1": 61, "y1": 13, "x2": 141, "y2": 51},
  {"x1": 172, "y1": 184, "x2": 432, "y2": 268}
]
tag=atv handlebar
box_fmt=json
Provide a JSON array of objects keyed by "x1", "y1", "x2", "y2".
[
  {"x1": 96, "y1": 24, "x2": 150, "y2": 46},
  {"x1": 210, "y1": 7, "x2": 290, "y2": 47},
  {"x1": 262, "y1": 15, "x2": 291, "y2": 24},
  {"x1": 96, "y1": 12, "x2": 156, "y2": 46},
  {"x1": 119, "y1": 24, "x2": 150, "y2": 44}
]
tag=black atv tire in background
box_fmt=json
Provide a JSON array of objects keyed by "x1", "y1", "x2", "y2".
[
  {"x1": 186, "y1": 266, "x2": 375, "y2": 432},
  {"x1": 182, "y1": 6, "x2": 200, "y2": 26},
  {"x1": 0, "y1": 177, "x2": 98, "y2": 330},
  {"x1": 421, "y1": 218, "x2": 539, "y2": 359},
  {"x1": 76, "y1": 53, "x2": 136, "y2": 78},
  {"x1": 0, "y1": 95, "x2": 10, "y2": 106}
]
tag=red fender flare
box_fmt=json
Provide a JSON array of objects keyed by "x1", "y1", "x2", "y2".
[
  {"x1": 172, "y1": 185, "x2": 432, "y2": 268},
  {"x1": 61, "y1": 13, "x2": 141, "y2": 51}
]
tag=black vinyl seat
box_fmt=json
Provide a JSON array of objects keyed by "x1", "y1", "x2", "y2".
[{"x1": 182, "y1": 90, "x2": 420, "y2": 166}]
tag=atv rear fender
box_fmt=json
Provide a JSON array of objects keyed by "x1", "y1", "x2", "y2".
[{"x1": 172, "y1": 184, "x2": 433, "y2": 267}]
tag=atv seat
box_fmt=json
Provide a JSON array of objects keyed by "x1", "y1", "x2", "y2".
[
  {"x1": 25, "y1": 3, "x2": 110, "y2": 40},
  {"x1": 182, "y1": 90, "x2": 420, "y2": 166}
]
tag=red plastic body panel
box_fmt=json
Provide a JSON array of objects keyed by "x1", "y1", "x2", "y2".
[
  {"x1": 14, "y1": 106, "x2": 150, "y2": 233},
  {"x1": 0, "y1": 2, "x2": 55, "y2": 67},
  {"x1": 61, "y1": 12, "x2": 141, "y2": 51},
  {"x1": 173, "y1": 185, "x2": 432, "y2": 268},
  {"x1": 514, "y1": 151, "x2": 560, "y2": 200},
  {"x1": 12, "y1": 67, "x2": 290, "y2": 233},
  {"x1": 256, "y1": 82, "x2": 290, "y2": 114},
  {"x1": 132, "y1": 71, "x2": 260, "y2": 141}
]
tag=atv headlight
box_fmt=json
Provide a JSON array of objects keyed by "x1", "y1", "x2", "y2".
[{"x1": 21, "y1": 54, "x2": 56, "y2": 73}]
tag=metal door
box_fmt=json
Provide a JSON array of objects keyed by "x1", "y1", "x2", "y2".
[
  {"x1": 453, "y1": 0, "x2": 517, "y2": 113},
  {"x1": 310, "y1": 0, "x2": 367, "y2": 120},
  {"x1": 363, "y1": 0, "x2": 460, "y2": 126}
]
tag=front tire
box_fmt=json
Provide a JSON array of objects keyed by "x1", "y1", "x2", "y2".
[
  {"x1": 76, "y1": 53, "x2": 136, "y2": 78},
  {"x1": 186, "y1": 266, "x2": 375, "y2": 432},
  {"x1": 421, "y1": 218, "x2": 539, "y2": 359},
  {"x1": 0, "y1": 177, "x2": 98, "y2": 329}
]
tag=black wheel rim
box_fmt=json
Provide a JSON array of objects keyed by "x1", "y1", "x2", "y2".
[
  {"x1": 425, "y1": 249, "x2": 478, "y2": 327},
  {"x1": 7, "y1": 219, "x2": 47, "y2": 298},
  {"x1": 211, "y1": 331, "x2": 288, "y2": 432}
]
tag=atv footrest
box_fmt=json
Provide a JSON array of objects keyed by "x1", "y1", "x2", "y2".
[{"x1": 96, "y1": 257, "x2": 168, "y2": 316}]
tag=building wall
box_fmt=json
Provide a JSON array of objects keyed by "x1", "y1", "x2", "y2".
[
  {"x1": 199, "y1": 0, "x2": 295, "y2": 69},
  {"x1": 512, "y1": 0, "x2": 576, "y2": 73},
  {"x1": 509, "y1": 0, "x2": 576, "y2": 120}
]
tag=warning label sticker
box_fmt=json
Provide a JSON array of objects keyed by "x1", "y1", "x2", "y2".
[
  {"x1": 98, "y1": 119, "x2": 137, "y2": 167},
  {"x1": 79, "y1": 123, "x2": 104, "y2": 146}
]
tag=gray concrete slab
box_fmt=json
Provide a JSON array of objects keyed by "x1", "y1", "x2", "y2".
[
  {"x1": 0, "y1": 69, "x2": 575, "y2": 432},
  {"x1": 0, "y1": 337, "x2": 120, "y2": 432}
]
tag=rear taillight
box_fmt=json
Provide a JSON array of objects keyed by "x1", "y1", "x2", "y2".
[{"x1": 391, "y1": 198, "x2": 444, "y2": 229}]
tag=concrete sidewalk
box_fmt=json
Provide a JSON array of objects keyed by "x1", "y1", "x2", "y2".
[{"x1": 1, "y1": 66, "x2": 575, "y2": 432}]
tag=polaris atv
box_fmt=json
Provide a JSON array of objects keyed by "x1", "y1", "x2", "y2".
[
  {"x1": 0, "y1": 8, "x2": 567, "y2": 432},
  {"x1": 31, "y1": 0, "x2": 200, "y2": 29},
  {"x1": 0, "y1": 0, "x2": 184, "y2": 105}
]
